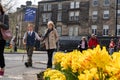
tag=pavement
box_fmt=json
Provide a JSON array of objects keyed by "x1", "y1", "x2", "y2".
[
  {"x1": 0, "y1": 70, "x2": 40, "y2": 80},
  {"x1": 5, "y1": 51, "x2": 47, "y2": 54},
  {"x1": 0, "y1": 66, "x2": 47, "y2": 80},
  {"x1": 0, "y1": 51, "x2": 48, "y2": 80}
]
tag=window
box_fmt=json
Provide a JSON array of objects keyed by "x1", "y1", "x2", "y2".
[
  {"x1": 48, "y1": 4, "x2": 52, "y2": 11},
  {"x1": 69, "y1": 27, "x2": 78, "y2": 36},
  {"x1": 69, "y1": 27, "x2": 74, "y2": 36},
  {"x1": 91, "y1": 25, "x2": 97, "y2": 35},
  {"x1": 57, "y1": 26, "x2": 62, "y2": 36},
  {"x1": 117, "y1": 25, "x2": 120, "y2": 36},
  {"x1": 57, "y1": 12, "x2": 62, "y2": 21},
  {"x1": 92, "y1": 11, "x2": 98, "y2": 19},
  {"x1": 43, "y1": 4, "x2": 51, "y2": 11},
  {"x1": 70, "y1": 2, "x2": 74, "y2": 9},
  {"x1": 43, "y1": 4, "x2": 47, "y2": 11},
  {"x1": 75, "y1": 11, "x2": 79, "y2": 21},
  {"x1": 103, "y1": 0, "x2": 110, "y2": 6},
  {"x1": 41, "y1": 27, "x2": 46, "y2": 36},
  {"x1": 92, "y1": 0, "x2": 98, "y2": 6},
  {"x1": 103, "y1": 10, "x2": 109, "y2": 19},
  {"x1": 69, "y1": 11, "x2": 79, "y2": 21},
  {"x1": 74, "y1": 27, "x2": 79, "y2": 36},
  {"x1": 42, "y1": 14, "x2": 46, "y2": 22},
  {"x1": 76, "y1": 2, "x2": 80, "y2": 8},
  {"x1": 103, "y1": 25, "x2": 109, "y2": 36},
  {"x1": 42, "y1": 13, "x2": 52, "y2": 23},
  {"x1": 70, "y1": 2, "x2": 80, "y2": 9},
  {"x1": 118, "y1": 0, "x2": 120, "y2": 5},
  {"x1": 69, "y1": 12, "x2": 74, "y2": 21},
  {"x1": 118, "y1": 10, "x2": 120, "y2": 17},
  {"x1": 58, "y1": 3, "x2": 62, "y2": 10}
]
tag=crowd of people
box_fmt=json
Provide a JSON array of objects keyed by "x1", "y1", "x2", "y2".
[{"x1": 78, "y1": 34, "x2": 120, "y2": 55}]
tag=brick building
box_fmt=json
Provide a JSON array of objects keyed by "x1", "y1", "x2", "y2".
[
  {"x1": 37, "y1": 0, "x2": 120, "y2": 38},
  {"x1": 37, "y1": 0, "x2": 89, "y2": 39},
  {"x1": 89, "y1": 0, "x2": 117, "y2": 37}
]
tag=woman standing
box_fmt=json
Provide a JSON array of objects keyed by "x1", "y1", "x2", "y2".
[
  {"x1": 0, "y1": 3, "x2": 9, "y2": 76},
  {"x1": 43, "y1": 21, "x2": 59, "y2": 68},
  {"x1": 78, "y1": 37, "x2": 88, "y2": 52},
  {"x1": 109, "y1": 39, "x2": 115, "y2": 55}
]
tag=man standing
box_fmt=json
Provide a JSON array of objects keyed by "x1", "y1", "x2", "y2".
[
  {"x1": 23, "y1": 23, "x2": 41, "y2": 67},
  {"x1": 88, "y1": 34, "x2": 99, "y2": 49}
]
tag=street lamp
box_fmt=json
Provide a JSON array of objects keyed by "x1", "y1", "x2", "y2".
[
  {"x1": 14, "y1": 25, "x2": 19, "y2": 52},
  {"x1": 116, "y1": 0, "x2": 118, "y2": 37}
]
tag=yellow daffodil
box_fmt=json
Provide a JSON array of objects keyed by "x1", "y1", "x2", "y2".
[
  {"x1": 44, "y1": 69, "x2": 66, "y2": 80},
  {"x1": 44, "y1": 45, "x2": 120, "y2": 80}
]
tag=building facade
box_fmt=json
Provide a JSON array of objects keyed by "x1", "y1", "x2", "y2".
[
  {"x1": 38, "y1": 0, "x2": 89, "y2": 39},
  {"x1": 89, "y1": 0, "x2": 117, "y2": 37},
  {"x1": 9, "y1": 1, "x2": 37, "y2": 48},
  {"x1": 37, "y1": 0, "x2": 120, "y2": 38}
]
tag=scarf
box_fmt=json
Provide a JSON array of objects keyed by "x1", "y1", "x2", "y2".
[{"x1": 43, "y1": 28, "x2": 53, "y2": 41}]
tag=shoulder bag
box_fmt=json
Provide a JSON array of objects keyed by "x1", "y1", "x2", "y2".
[{"x1": 1, "y1": 15, "x2": 12, "y2": 40}]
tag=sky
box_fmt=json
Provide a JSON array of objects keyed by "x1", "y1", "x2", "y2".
[
  {"x1": 2, "y1": 0, "x2": 42, "y2": 12},
  {"x1": 14, "y1": 0, "x2": 40, "y2": 12},
  {"x1": 17, "y1": 0, "x2": 41, "y2": 8}
]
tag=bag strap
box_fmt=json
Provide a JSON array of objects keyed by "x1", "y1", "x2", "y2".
[{"x1": 2, "y1": 14, "x2": 4, "y2": 24}]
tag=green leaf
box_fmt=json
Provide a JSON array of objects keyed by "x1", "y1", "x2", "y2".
[
  {"x1": 45, "y1": 77, "x2": 50, "y2": 80},
  {"x1": 54, "y1": 63, "x2": 62, "y2": 71},
  {"x1": 62, "y1": 68, "x2": 79, "y2": 80}
]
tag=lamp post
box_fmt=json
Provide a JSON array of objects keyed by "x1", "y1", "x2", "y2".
[
  {"x1": 116, "y1": 0, "x2": 118, "y2": 37},
  {"x1": 14, "y1": 25, "x2": 19, "y2": 52}
]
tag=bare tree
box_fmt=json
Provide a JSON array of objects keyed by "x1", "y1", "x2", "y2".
[{"x1": 2, "y1": 0, "x2": 17, "y2": 13}]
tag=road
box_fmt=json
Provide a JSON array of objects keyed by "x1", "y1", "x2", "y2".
[{"x1": 0, "y1": 53, "x2": 48, "y2": 80}]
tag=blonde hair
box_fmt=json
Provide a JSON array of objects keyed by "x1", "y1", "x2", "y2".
[
  {"x1": 47, "y1": 21, "x2": 55, "y2": 27},
  {"x1": 28, "y1": 23, "x2": 34, "y2": 27}
]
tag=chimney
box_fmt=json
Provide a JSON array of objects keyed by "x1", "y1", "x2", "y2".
[
  {"x1": 21, "y1": 5, "x2": 26, "y2": 8},
  {"x1": 17, "y1": 7, "x2": 20, "y2": 11},
  {"x1": 26, "y1": 1, "x2": 32, "y2": 6}
]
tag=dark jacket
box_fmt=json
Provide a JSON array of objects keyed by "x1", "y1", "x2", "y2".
[
  {"x1": 0, "y1": 14, "x2": 9, "y2": 40},
  {"x1": 78, "y1": 40, "x2": 88, "y2": 50}
]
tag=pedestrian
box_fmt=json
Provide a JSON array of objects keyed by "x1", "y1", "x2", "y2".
[
  {"x1": 23, "y1": 23, "x2": 41, "y2": 67},
  {"x1": 88, "y1": 34, "x2": 99, "y2": 49},
  {"x1": 109, "y1": 39, "x2": 115, "y2": 55},
  {"x1": 116, "y1": 38, "x2": 120, "y2": 51},
  {"x1": 0, "y1": 3, "x2": 9, "y2": 76},
  {"x1": 78, "y1": 36, "x2": 88, "y2": 52},
  {"x1": 42, "y1": 21, "x2": 59, "y2": 68}
]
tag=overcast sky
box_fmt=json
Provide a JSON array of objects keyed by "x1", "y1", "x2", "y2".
[
  {"x1": 1, "y1": 0, "x2": 42, "y2": 12},
  {"x1": 17, "y1": 0, "x2": 41, "y2": 7}
]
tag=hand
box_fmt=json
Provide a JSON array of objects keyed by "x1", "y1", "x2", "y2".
[
  {"x1": 9, "y1": 44, "x2": 12, "y2": 48},
  {"x1": 23, "y1": 42, "x2": 26, "y2": 45},
  {"x1": 39, "y1": 37, "x2": 43, "y2": 41}
]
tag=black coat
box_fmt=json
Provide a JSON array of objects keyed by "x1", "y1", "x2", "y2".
[
  {"x1": 78, "y1": 40, "x2": 88, "y2": 51},
  {"x1": 0, "y1": 14, "x2": 9, "y2": 40}
]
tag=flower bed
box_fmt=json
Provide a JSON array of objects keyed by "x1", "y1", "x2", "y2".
[{"x1": 44, "y1": 45, "x2": 120, "y2": 80}]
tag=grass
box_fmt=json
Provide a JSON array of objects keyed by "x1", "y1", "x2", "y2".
[{"x1": 4, "y1": 47, "x2": 26, "y2": 53}]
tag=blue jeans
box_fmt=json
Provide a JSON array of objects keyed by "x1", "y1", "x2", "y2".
[{"x1": 109, "y1": 48, "x2": 114, "y2": 55}]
